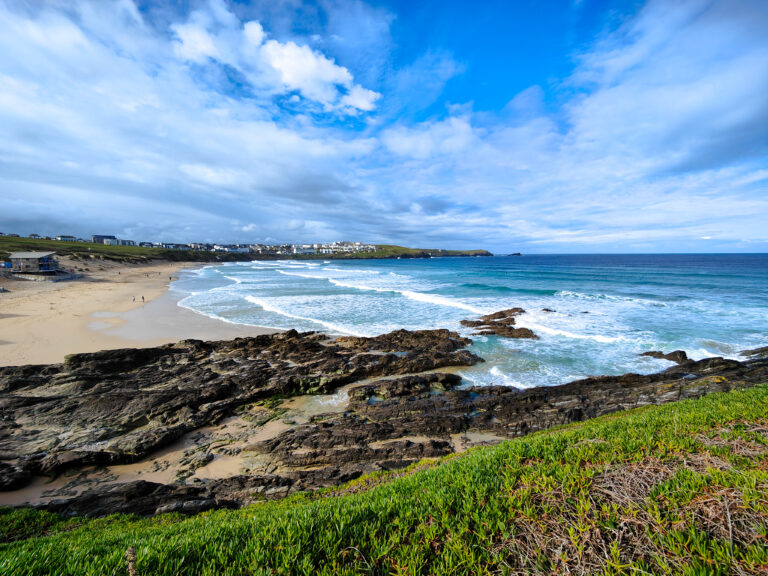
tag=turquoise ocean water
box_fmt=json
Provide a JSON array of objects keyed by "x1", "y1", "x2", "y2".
[{"x1": 171, "y1": 254, "x2": 768, "y2": 389}]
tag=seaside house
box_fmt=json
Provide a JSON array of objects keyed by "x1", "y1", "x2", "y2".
[
  {"x1": 8, "y1": 251, "x2": 58, "y2": 273},
  {"x1": 103, "y1": 238, "x2": 136, "y2": 246},
  {"x1": 91, "y1": 234, "x2": 116, "y2": 244},
  {"x1": 292, "y1": 244, "x2": 317, "y2": 255}
]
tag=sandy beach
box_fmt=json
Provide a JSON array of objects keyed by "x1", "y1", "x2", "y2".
[{"x1": 0, "y1": 258, "x2": 276, "y2": 367}]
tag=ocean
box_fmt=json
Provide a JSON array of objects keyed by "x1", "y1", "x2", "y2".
[{"x1": 170, "y1": 254, "x2": 768, "y2": 389}]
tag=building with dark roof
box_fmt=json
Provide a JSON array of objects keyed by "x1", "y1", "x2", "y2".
[{"x1": 8, "y1": 251, "x2": 58, "y2": 273}]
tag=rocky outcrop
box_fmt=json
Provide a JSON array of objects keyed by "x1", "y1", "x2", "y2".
[
  {"x1": 742, "y1": 345, "x2": 768, "y2": 360},
  {"x1": 640, "y1": 350, "x2": 689, "y2": 363},
  {"x1": 3, "y1": 329, "x2": 767, "y2": 519},
  {"x1": 53, "y1": 353, "x2": 766, "y2": 518},
  {"x1": 335, "y1": 329, "x2": 474, "y2": 355},
  {"x1": 0, "y1": 329, "x2": 480, "y2": 489},
  {"x1": 460, "y1": 308, "x2": 539, "y2": 339},
  {"x1": 0, "y1": 462, "x2": 30, "y2": 490},
  {"x1": 40, "y1": 474, "x2": 296, "y2": 517},
  {"x1": 251, "y1": 355, "x2": 768, "y2": 481}
]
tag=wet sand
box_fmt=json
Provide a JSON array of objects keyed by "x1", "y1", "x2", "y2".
[{"x1": 0, "y1": 259, "x2": 276, "y2": 367}]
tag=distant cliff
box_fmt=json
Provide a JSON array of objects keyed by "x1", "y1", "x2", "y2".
[{"x1": 294, "y1": 245, "x2": 493, "y2": 260}]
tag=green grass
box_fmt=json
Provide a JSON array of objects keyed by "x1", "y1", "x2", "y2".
[
  {"x1": 338, "y1": 245, "x2": 492, "y2": 259},
  {"x1": 237, "y1": 244, "x2": 491, "y2": 260},
  {"x1": 1, "y1": 385, "x2": 766, "y2": 575},
  {"x1": 0, "y1": 237, "x2": 491, "y2": 264},
  {"x1": 0, "y1": 236, "x2": 243, "y2": 264}
]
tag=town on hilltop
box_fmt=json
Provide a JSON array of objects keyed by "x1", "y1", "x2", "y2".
[{"x1": 0, "y1": 232, "x2": 377, "y2": 256}]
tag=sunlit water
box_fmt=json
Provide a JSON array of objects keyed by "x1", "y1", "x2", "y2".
[{"x1": 171, "y1": 254, "x2": 768, "y2": 389}]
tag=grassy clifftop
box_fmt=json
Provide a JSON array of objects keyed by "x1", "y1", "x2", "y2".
[
  {"x1": 0, "y1": 237, "x2": 491, "y2": 264},
  {"x1": 302, "y1": 245, "x2": 493, "y2": 260},
  {"x1": 371, "y1": 245, "x2": 492, "y2": 258},
  {"x1": 0, "y1": 236, "x2": 239, "y2": 264},
  {"x1": 1, "y1": 384, "x2": 766, "y2": 575}
]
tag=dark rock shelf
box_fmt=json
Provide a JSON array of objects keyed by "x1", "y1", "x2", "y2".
[{"x1": 2, "y1": 326, "x2": 766, "y2": 518}]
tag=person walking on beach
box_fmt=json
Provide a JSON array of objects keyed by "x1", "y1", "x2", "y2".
[
  {"x1": 132, "y1": 296, "x2": 135, "y2": 302},
  {"x1": 141, "y1": 296, "x2": 144, "y2": 303}
]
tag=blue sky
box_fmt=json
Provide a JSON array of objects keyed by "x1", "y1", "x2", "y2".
[{"x1": 1, "y1": 0, "x2": 767, "y2": 253}]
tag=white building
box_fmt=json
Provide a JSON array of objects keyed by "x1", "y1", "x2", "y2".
[{"x1": 292, "y1": 244, "x2": 317, "y2": 255}]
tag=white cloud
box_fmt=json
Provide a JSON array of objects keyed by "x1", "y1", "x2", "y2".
[
  {"x1": 167, "y1": 1, "x2": 380, "y2": 113},
  {"x1": 172, "y1": 23, "x2": 219, "y2": 63},
  {"x1": 262, "y1": 39, "x2": 352, "y2": 105},
  {"x1": 243, "y1": 21, "x2": 265, "y2": 46},
  {"x1": 179, "y1": 164, "x2": 245, "y2": 188},
  {"x1": 382, "y1": 117, "x2": 476, "y2": 160},
  {"x1": 0, "y1": 0, "x2": 766, "y2": 252},
  {"x1": 366, "y1": 0, "x2": 768, "y2": 251},
  {"x1": 340, "y1": 85, "x2": 380, "y2": 112},
  {"x1": 0, "y1": 0, "x2": 386, "y2": 244}
]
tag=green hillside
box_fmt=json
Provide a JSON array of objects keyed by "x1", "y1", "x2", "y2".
[
  {"x1": 0, "y1": 237, "x2": 491, "y2": 264},
  {"x1": 372, "y1": 245, "x2": 492, "y2": 258},
  {"x1": 2, "y1": 384, "x2": 766, "y2": 575},
  {"x1": 303, "y1": 245, "x2": 493, "y2": 259},
  {"x1": 0, "y1": 236, "x2": 238, "y2": 264}
]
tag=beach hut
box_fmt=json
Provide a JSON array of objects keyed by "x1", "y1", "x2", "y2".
[{"x1": 8, "y1": 251, "x2": 58, "y2": 273}]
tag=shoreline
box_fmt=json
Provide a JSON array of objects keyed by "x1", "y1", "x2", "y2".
[{"x1": 0, "y1": 259, "x2": 277, "y2": 367}]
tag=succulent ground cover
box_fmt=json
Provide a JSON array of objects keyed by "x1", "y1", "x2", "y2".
[{"x1": 1, "y1": 384, "x2": 766, "y2": 575}]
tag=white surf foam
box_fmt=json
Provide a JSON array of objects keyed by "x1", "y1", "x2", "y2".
[
  {"x1": 175, "y1": 296, "x2": 281, "y2": 329},
  {"x1": 328, "y1": 278, "x2": 486, "y2": 313},
  {"x1": 276, "y1": 269, "x2": 486, "y2": 314},
  {"x1": 488, "y1": 366, "x2": 529, "y2": 389},
  {"x1": 327, "y1": 278, "x2": 388, "y2": 292},
  {"x1": 243, "y1": 295, "x2": 363, "y2": 336},
  {"x1": 277, "y1": 270, "x2": 326, "y2": 280},
  {"x1": 399, "y1": 290, "x2": 486, "y2": 314},
  {"x1": 184, "y1": 265, "x2": 216, "y2": 277},
  {"x1": 518, "y1": 317, "x2": 623, "y2": 343},
  {"x1": 324, "y1": 267, "x2": 380, "y2": 275},
  {"x1": 556, "y1": 290, "x2": 668, "y2": 307}
]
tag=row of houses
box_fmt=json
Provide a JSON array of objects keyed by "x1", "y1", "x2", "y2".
[
  {"x1": 93, "y1": 238, "x2": 377, "y2": 255},
  {"x1": 250, "y1": 242, "x2": 376, "y2": 255},
  {"x1": 1, "y1": 232, "x2": 378, "y2": 256}
]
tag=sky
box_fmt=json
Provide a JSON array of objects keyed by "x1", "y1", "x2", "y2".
[{"x1": 1, "y1": 0, "x2": 767, "y2": 253}]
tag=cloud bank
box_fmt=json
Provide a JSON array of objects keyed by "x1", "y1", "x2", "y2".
[{"x1": 0, "y1": 0, "x2": 766, "y2": 252}]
